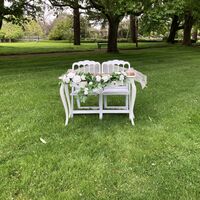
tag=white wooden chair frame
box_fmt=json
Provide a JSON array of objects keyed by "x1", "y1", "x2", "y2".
[
  {"x1": 101, "y1": 60, "x2": 135, "y2": 125},
  {"x1": 102, "y1": 60, "x2": 130, "y2": 110},
  {"x1": 71, "y1": 60, "x2": 102, "y2": 118},
  {"x1": 59, "y1": 60, "x2": 137, "y2": 126}
]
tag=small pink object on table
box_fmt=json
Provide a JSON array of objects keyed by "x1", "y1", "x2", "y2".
[{"x1": 126, "y1": 68, "x2": 136, "y2": 77}]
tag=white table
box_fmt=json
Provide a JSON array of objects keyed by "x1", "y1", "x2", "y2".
[{"x1": 59, "y1": 76, "x2": 136, "y2": 126}]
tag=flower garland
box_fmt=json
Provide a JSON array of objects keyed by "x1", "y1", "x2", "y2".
[{"x1": 61, "y1": 70, "x2": 128, "y2": 102}]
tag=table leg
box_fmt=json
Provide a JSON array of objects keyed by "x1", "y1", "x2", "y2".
[
  {"x1": 129, "y1": 83, "x2": 132, "y2": 120},
  {"x1": 99, "y1": 93, "x2": 103, "y2": 120},
  {"x1": 64, "y1": 84, "x2": 71, "y2": 118},
  {"x1": 130, "y1": 82, "x2": 136, "y2": 126},
  {"x1": 60, "y1": 83, "x2": 69, "y2": 126}
]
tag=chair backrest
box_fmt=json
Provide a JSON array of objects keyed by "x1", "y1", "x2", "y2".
[
  {"x1": 72, "y1": 60, "x2": 101, "y2": 74},
  {"x1": 102, "y1": 60, "x2": 130, "y2": 74}
]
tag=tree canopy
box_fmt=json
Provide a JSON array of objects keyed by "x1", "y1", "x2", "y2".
[
  {"x1": 88, "y1": 0, "x2": 152, "y2": 52},
  {"x1": 0, "y1": 22, "x2": 23, "y2": 40},
  {"x1": 0, "y1": 0, "x2": 42, "y2": 29},
  {"x1": 0, "y1": 0, "x2": 200, "y2": 51}
]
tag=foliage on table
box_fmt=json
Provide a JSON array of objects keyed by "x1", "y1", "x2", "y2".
[{"x1": 61, "y1": 70, "x2": 128, "y2": 102}]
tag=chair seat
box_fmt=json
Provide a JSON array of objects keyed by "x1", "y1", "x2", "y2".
[
  {"x1": 71, "y1": 90, "x2": 101, "y2": 96},
  {"x1": 102, "y1": 86, "x2": 129, "y2": 95}
]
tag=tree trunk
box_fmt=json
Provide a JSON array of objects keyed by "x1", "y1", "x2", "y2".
[
  {"x1": 0, "y1": 0, "x2": 4, "y2": 29},
  {"x1": 0, "y1": 18, "x2": 2, "y2": 30},
  {"x1": 107, "y1": 17, "x2": 120, "y2": 53},
  {"x1": 167, "y1": 15, "x2": 180, "y2": 43},
  {"x1": 192, "y1": 27, "x2": 198, "y2": 41},
  {"x1": 130, "y1": 15, "x2": 137, "y2": 43},
  {"x1": 73, "y1": 7, "x2": 80, "y2": 45},
  {"x1": 183, "y1": 12, "x2": 193, "y2": 46}
]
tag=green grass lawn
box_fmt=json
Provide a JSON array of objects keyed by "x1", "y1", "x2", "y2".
[
  {"x1": 0, "y1": 45, "x2": 200, "y2": 199},
  {"x1": 0, "y1": 40, "x2": 166, "y2": 55}
]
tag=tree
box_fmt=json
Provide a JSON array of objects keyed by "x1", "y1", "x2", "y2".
[
  {"x1": 157, "y1": 0, "x2": 200, "y2": 46},
  {"x1": 0, "y1": 0, "x2": 42, "y2": 30},
  {"x1": 181, "y1": 0, "x2": 200, "y2": 45},
  {"x1": 80, "y1": 15, "x2": 90, "y2": 38},
  {"x1": 49, "y1": 0, "x2": 87, "y2": 45},
  {"x1": 24, "y1": 20, "x2": 44, "y2": 38},
  {"x1": 48, "y1": 13, "x2": 90, "y2": 40},
  {"x1": 183, "y1": 10, "x2": 194, "y2": 45},
  {"x1": 49, "y1": 14, "x2": 73, "y2": 40},
  {"x1": 139, "y1": 0, "x2": 179, "y2": 43},
  {"x1": 164, "y1": 0, "x2": 185, "y2": 43},
  {"x1": 163, "y1": 0, "x2": 200, "y2": 45},
  {"x1": 167, "y1": 15, "x2": 183, "y2": 43},
  {"x1": 118, "y1": 19, "x2": 129, "y2": 39},
  {"x1": 89, "y1": 0, "x2": 123, "y2": 52},
  {"x1": 0, "y1": 22, "x2": 23, "y2": 41},
  {"x1": 0, "y1": 0, "x2": 3, "y2": 28},
  {"x1": 130, "y1": 15, "x2": 138, "y2": 47},
  {"x1": 89, "y1": 0, "x2": 152, "y2": 52},
  {"x1": 192, "y1": 26, "x2": 198, "y2": 41}
]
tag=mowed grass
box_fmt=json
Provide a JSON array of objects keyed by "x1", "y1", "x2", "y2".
[
  {"x1": 0, "y1": 45, "x2": 200, "y2": 199},
  {"x1": 0, "y1": 40, "x2": 166, "y2": 55}
]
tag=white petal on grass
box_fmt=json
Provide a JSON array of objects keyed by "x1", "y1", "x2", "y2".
[
  {"x1": 148, "y1": 116, "x2": 152, "y2": 121},
  {"x1": 40, "y1": 138, "x2": 47, "y2": 144}
]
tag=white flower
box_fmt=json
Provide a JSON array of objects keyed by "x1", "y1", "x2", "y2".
[
  {"x1": 81, "y1": 74, "x2": 86, "y2": 80},
  {"x1": 96, "y1": 75, "x2": 101, "y2": 82},
  {"x1": 80, "y1": 81, "x2": 87, "y2": 88},
  {"x1": 102, "y1": 75, "x2": 110, "y2": 82},
  {"x1": 84, "y1": 88, "x2": 89, "y2": 95},
  {"x1": 89, "y1": 82, "x2": 93, "y2": 85},
  {"x1": 73, "y1": 75, "x2": 81, "y2": 83},
  {"x1": 115, "y1": 72, "x2": 121, "y2": 75},
  {"x1": 119, "y1": 74, "x2": 124, "y2": 81},
  {"x1": 63, "y1": 75, "x2": 70, "y2": 83},
  {"x1": 67, "y1": 72, "x2": 75, "y2": 79},
  {"x1": 40, "y1": 137, "x2": 47, "y2": 144}
]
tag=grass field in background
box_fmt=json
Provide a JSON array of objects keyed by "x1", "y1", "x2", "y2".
[
  {"x1": 0, "y1": 40, "x2": 167, "y2": 55},
  {"x1": 0, "y1": 45, "x2": 200, "y2": 199}
]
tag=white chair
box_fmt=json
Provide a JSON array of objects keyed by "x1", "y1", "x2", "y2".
[
  {"x1": 101, "y1": 60, "x2": 135, "y2": 125},
  {"x1": 70, "y1": 60, "x2": 102, "y2": 118},
  {"x1": 101, "y1": 60, "x2": 130, "y2": 109}
]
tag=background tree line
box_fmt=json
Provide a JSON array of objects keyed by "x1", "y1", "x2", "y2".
[{"x1": 0, "y1": 0, "x2": 199, "y2": 52}]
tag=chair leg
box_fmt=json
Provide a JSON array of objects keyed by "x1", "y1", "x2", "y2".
[
  {"x1": 129, "y1": 93, "x2": 131, "y2": 120},
  {"x1": 99, "y1": 94, "x2": 103, "y2": 120},
  {"x1": 130, "y1": 118, "x2": 135, "y2": 126},
  {"x1": 104, "y1": 95, "x2": 107, "y2": 109},
  {"x1": 125, "y1": 95, "x2": 128, "y2": 110},
  {"x1": 76, "y1": 98, "x2": 81, "y2": 109},
  {"x1": 71, "y1": 95, "x2": 74, "y2": 118}
]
